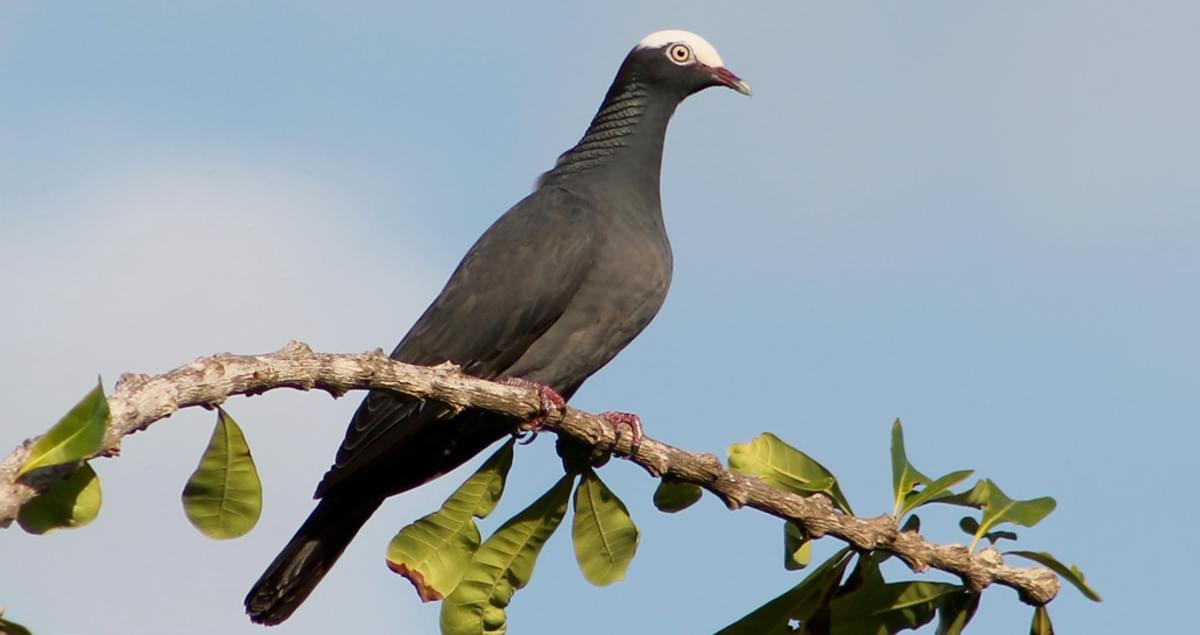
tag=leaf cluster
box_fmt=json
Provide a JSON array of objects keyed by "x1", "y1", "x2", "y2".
[{"x1": 715, "y1": 421, "x2": 1100, "y2": 634}]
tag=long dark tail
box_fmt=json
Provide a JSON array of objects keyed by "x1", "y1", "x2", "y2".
[{"x1": 245, "y1": 495, "x2": 382, "y2": 625}]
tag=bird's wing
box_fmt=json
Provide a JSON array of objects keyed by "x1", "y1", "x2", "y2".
[{"x1": 315, "y1": 186, "x2": 601, "y2": 496}]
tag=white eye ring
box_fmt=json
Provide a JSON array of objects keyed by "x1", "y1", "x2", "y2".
[{"x1": 667, "y1": 43, "x2": 694, "y2": 65}]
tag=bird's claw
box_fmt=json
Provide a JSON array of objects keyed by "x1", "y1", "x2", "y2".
[
  {"x1": 502, "y1": 378, "x2": 566, "y2": 441},
  {"x1": 599, "y1": 411, "x2": 643, "y2": 454},
  {"x1": 515, "y1": 430, "x2": 539, "y2": 445}
]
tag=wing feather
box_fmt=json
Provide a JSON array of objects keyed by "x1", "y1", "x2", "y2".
[{"x1": 315, "y1": 186, "x2": 601, "y2": 496}]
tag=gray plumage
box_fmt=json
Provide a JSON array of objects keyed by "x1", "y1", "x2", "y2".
[{"x1": 246, "y1": 30, "x2": 749, "y2": 625}]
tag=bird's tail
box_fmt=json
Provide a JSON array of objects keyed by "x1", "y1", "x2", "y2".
[{"x1": 245, "y1": 495, "x2": 381, "y2": 625}]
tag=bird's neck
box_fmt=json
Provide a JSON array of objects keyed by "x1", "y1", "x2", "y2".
[{"x1": 540, "y1": 74, "x2": 679, "y2": 199}]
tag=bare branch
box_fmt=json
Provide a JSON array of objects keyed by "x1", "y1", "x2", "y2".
[{"x1": 0, "y1": 341, "x2": 1059, "y2": 604}]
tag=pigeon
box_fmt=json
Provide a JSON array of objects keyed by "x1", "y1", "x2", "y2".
[{"x1": 246, "y1": 29, "x2": 750, "y2": 625}]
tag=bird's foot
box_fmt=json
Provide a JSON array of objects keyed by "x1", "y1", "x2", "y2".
[
  {"x1": 599, "y1": 411, "x2": 644, "y2": 454},
  {"x1": 501, "y1": 378, "x2": 566, "y2": 444}
]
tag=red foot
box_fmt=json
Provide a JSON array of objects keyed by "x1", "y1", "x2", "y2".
[
  {"x1": 599, "y1": 411, "x2": 644, "y2": 453},
  {"x1": 501, "y1": 378, "x2": 565, "y2": 442}
]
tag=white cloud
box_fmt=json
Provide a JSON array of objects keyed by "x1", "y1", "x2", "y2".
[{"x1": 1, "y1": 158, "x2": 450, "y2": 634}]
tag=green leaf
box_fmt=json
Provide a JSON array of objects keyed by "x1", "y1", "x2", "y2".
[
  {"x1": 441, "y1": 473, "x2": 573, "y2": 635},
  {"x1": 18, "y1": 380, "x2": 109, "y2": 477},
  {"x1": 830, "y1": 577, "x2": 964, "y2": 634},
  {"x1": 900, "y1": 514, "x2": 921, "y2": 533},
  {"x1": 716, "y1": 548, "x2": 854, "y2": 635},
  {"x1": 458, "y1": 440, "x2": 515, "y2": 519},
  {"x1": 652, "y1": 478, "x2": 702, "y2": 513},
  {"x1": 0, "y1": 614, "x2": 34, "y2": 635},
  {"x1": 890, "y1": 419, "x2": 927, "y2": 514},
  {"x1": 958, "y1": 516, "x2": 1018, "y2": 545},
  {"x1": 17, "y1": 461, "x2": 102, "y2": 534},
  {"x1": 890, "y1": 420, "x2": 973, "y2": 517},
  {"x1": 902, "y1": 469, "x2": 974, "y2": 517},
  {"x1": 1030, "y1": 606, "x2": 1054, "y2": 635},
  {"x1": 965, "y1": 480, "x2": 1056, "y2": 550},
  {"x1": 839, "y1": 549, "x2": 887, "y2": 591},
  {"x1": 387, "y1": 440, "x2": 515, "y2": 601},
  {"x1": 958, "y1": 516, "x2": 977, "y2": 535},
  {"x1": 728, "y1": 433, "x2": 852, "y2": 514},
  {"x1": 1007, "y1": 551, "x2": 1103, "y2": 602},
  {"x1": 935, "y1": 590, "x2": 980, "y2": 635},
  {"x1": 784, "y1": 522, "x2": 812, "y2": 570},
  {"x1": 572, "y1": 468, "x2": 639, "y2": 586},
  {"x1": 180, "y1": 408, "x2": 262, "y2": 540},
  {"x1": 931, "y1": 480, "x2": 991, "y2": 509}
]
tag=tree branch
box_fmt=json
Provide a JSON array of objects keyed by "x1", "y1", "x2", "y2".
[{"x1": 0, "y1": 341, "x2": 1059, "y2": 604}]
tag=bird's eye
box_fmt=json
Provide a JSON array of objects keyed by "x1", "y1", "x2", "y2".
[{"x1": 667, "y1": 43, "x2": 693, "y2": 64}]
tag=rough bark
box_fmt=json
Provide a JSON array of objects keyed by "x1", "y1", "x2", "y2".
[{"x1": 0, "y1": 341, "x2": 1059, "y2": 604}]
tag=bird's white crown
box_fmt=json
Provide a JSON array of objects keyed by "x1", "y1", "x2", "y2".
[{"x1": 635, "y1": 30, "x2": 725, "y2": 67}]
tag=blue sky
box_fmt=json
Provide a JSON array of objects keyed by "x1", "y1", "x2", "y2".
[{"x1": 2, "y1": 2, "x2": 1196, "y2": 633}]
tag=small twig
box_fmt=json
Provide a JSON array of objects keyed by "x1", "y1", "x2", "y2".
[{"x1": 0, "y1": 341, "x2": 1059, "y2": 604}]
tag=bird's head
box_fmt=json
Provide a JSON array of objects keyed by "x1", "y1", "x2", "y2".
[{"x1": 626, "y1": 30, "x2": 751, "y2": 98}]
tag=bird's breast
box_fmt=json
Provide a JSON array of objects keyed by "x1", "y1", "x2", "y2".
[{"x1": 502, "y1": 216, "x2": 672, "y2": 392}]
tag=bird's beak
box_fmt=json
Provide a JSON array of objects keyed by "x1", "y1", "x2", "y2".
[{"x1": 710, "y1": 66, "x2": 752, "y2": 96}]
